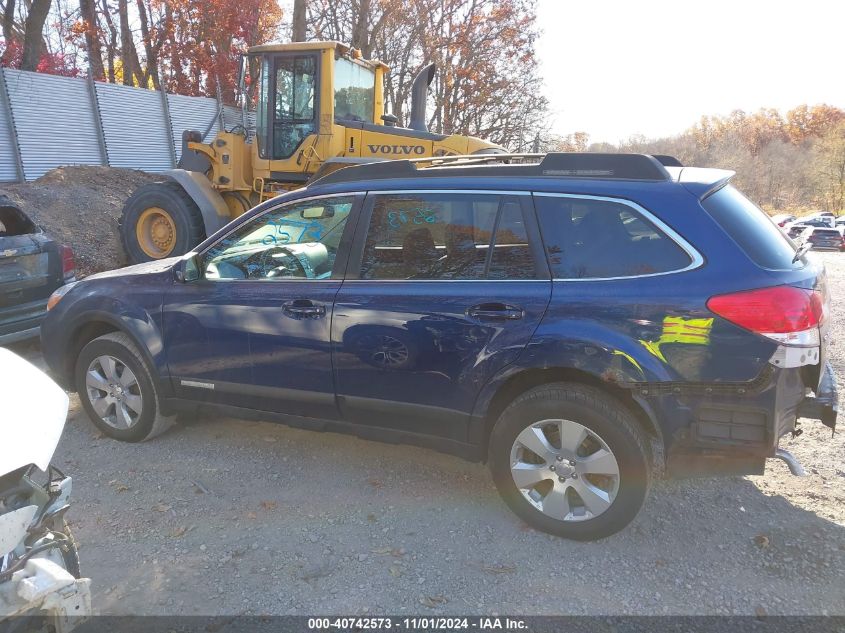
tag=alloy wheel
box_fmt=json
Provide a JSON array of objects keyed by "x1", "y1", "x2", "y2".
[
  {"x1": 85, "y1": 355, "x2": 144, "y2": 429},
  {"x1": 509, "y1": 418, "x2": 620, "y2": 522}
]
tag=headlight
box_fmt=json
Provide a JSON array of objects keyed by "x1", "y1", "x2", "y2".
[{"x1": 46, "y1": 281, "x2": 78, "y2": 311}]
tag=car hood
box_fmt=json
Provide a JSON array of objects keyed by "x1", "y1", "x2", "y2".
[
  {"x1": 0, "y1": 348, "x2": 68, "y2": 474},
  {"x1": 83, "y1": 256, "x2": 181, "y2": 281}
]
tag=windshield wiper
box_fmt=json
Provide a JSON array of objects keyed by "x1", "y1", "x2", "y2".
[{"x1": 792, "y1": 242, "x2": 812, "y2": 263}]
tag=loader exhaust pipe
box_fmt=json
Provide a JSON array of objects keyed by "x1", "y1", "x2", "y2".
[{"x1": 409, "y1": 63, "x2": 436, "y2": 132}]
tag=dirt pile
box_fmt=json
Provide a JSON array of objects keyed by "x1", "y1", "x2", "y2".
[{"x1": 0, "y1": 166, "x2": 164, "y2": 277}]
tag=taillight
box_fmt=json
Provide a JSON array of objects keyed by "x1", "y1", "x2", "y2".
[
  {"x1": 707, "y1": 286, "x2": 824, "y2": 347},
  {"x1": 60, "y1": 244, "x2": 75, "y2": 281}
]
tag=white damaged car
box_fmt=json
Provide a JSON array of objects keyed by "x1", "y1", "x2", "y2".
[{"x1": 0, "y1": 348, "x2": 91, "y2": 631}]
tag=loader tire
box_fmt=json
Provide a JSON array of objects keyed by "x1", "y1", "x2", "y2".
[{"x1": 120, "y1": 181, "x2": 205, "y2": 263}]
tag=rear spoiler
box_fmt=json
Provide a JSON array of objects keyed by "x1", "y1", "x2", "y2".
[{"x1": 666, "y1": 167, "x2": 736, "y2": 200}]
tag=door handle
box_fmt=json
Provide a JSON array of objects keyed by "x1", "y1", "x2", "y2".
[
  {"x1": 282, "y1": 299, "x2": 326, "y2": 318},
  {"x1": 466, "y1": 303, "x2": 524, "y2": 321}
]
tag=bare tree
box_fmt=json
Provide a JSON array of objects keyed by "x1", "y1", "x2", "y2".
[
  {"x1": 80, "y1": 0, "x2": 106, "y2": 79},
  {"x1": 117, "y1": 0, "x2": 143, "y2": 85},
  {"x1": 135, "y1": 0, "x2": 160, "y2": 88},
  {"x1": 20, "y1": 0, "x2": 51, "y2": 70},
  {"x1": 98, "y1": 0, "x2": 119, "y2": 82},
  {"x1": 292, "y1": 0, "x2": 307, "y2": 41},
  {"x1": 813, "y1": 122, "x2": 845, "y2": 212},
  {"x1": 0, "y1": 0, "x2": 17, "y2": 64}
]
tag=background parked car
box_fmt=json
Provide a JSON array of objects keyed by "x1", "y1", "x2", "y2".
[
  {"x1": 0, "y1": 198, "x2": 75, "y2": 345},
  {"x1": 771, "y1": 213, "x2": 796, "y2": 227},
  {"x1": 805, "y1": 226, "x2": 845, "y2": 251},
  {"x1": 799, "y1": 214, "x2": 836, "y2": 228},
  {"x1": 786, "y1": 224, "x2": 812, "y2": 241}
]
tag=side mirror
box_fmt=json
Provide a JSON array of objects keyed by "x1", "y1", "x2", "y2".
[{"x1": 174, "y1": 254, "x2": 200, "y2": 282}]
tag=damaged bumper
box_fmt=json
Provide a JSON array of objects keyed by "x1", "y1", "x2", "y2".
[
  {"x1": 659, "y1": 360, "x2": 838, "y2": 478},
  {"x1": 0, "y1": 557, "x2": 91, "y2": 632},
  {"x1": 798, "y1": 361, "x2": 838, "y2": 431}
]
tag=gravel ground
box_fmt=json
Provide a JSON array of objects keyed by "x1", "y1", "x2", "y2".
[{"x1": 8, "y1": 253, "x2": 845, "y2": 617}]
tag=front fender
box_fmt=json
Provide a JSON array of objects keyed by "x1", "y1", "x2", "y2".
[
  {"x1": 41, "y1": 279, "x2": 169, "y2": 395},
  {"x1": 165, "y1": 168, "x2": 232, "y2": 237}
]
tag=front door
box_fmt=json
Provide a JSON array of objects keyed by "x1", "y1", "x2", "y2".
[
  {"x1": 163, "y1": 194, "x2": 361, "y2": 418},
  {"x1": 332, "y1": 191, "x2": 551, "y2": 443}
]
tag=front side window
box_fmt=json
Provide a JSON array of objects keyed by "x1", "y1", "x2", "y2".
[
  {"x1": 273, "y1": 55, "x2": 317, "y2": 159},
  {"x1": 359, "y1": 193, "x2": 536, "y2": 280},
  {"x1": 535, "y1": 195, "x2": 692, "y2": 279},
  {"x1": 202, "y1": 196, "x2": 355, "y2": 281},
  {"x1": 334, "y1": 57, "x2": 375, "y2": 122}
]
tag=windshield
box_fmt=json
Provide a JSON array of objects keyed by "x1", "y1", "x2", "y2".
[{"x1": 334, "y1": 57, "x2": 375, "y2": 122}]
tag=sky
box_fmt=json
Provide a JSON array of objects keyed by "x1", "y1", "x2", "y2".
[{"x1": 535, "y1": 0, "x2": 845, "y2": 143}]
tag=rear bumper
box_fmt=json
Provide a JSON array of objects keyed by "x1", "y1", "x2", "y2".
[
  {"x1": 0, "y1": 298, "x2": 48, "y2": 343},
  {"x1": 798, "y1": 361, "x2": 838, "y2": 431},
  {"x1": 650, "y1": 363, "x2": 838, "y2": 477},
  {"x1": 0, "y1": 558, "x2": 91, "y2": 631}
]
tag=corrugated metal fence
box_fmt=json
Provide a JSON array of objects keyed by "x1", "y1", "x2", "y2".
[{"x1": 0, "y1": 68, "x2": 250, "y2": 182}]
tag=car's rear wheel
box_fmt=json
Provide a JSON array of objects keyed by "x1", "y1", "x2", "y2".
[
  {"x1": 489, "y1": 383, "x2": 650, "y2": 540},
  {"x1": 74, "y1": 332, "x2": 174, "y2": 442}
]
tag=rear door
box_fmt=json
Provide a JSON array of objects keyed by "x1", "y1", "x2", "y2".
[{"x1": 331, "y1": 190, "x2": 551, "y2": 442}]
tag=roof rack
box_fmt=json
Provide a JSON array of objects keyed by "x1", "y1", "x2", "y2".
[{"x1": 312, "y1": 152, "x2": 681, "y2": 186}]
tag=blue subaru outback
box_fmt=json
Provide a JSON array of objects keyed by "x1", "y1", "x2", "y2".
[{"x1": 40, "y1": 153, "x2": 838, "y2": 540}]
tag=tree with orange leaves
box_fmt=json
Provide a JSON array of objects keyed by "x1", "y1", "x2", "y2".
[{"x1": 307, "y1": 0, "x2": 548, "y2": 149}]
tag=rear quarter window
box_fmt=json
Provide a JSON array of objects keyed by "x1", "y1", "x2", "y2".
[
  {"x1": 534, "y1": 195, "x2": 694, "y2": 279},
  {"x1": 701, "y1": 185, "x2": 804, "y2": 270}
]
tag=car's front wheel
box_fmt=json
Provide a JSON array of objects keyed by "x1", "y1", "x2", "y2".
[
  {"x1": 74, "y1": 332, "x2": 174, "y2": 442},
  {"x1": 489, "y1": 383, "x2": 650, "y2": 540}
]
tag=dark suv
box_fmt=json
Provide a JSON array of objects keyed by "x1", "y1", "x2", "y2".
[{"x1": 40, "y1": 153, "x2": 838, "y2": 540}]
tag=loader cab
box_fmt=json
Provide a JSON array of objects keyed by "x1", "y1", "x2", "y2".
[
  {"x1": 255, "y1": 52, "x2": 318, "y2": 160},
  {"x1": 249, "y1": 42, "x2": 387, "y2": 165}
]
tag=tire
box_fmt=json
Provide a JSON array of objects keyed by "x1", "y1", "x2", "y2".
[
  {"x1": 489, "y1": 382, "x2": 650, "y2": 540},
  {"x1": 120, "y1": 181, "x2": 205, "y2": 264},
  {"x1": 56, "y1": 520, "x2": 81, "y2": 579},
  {"x1": 74, "y1": 332, "x2": 175, "y2": 442}
]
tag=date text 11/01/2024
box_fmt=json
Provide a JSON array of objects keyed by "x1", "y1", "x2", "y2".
[{"x1": 307, "y1": 617, "x2": 528, "y2": 630}]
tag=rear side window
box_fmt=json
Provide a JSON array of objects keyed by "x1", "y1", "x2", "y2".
[
  {"x1": 359, "y1": 193, "x2": 537, "y2": 280},
  {"x1": 702, "y1": 185, "x2": 803, "y2": 270},
  {"x1": 534, "y1": 195, "x2": 692, "y2": 279}
]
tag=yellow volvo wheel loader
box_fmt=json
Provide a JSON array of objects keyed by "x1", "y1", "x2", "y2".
[{"x1": 120, "y1": 41, "x2": 503, "y2": 263}]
